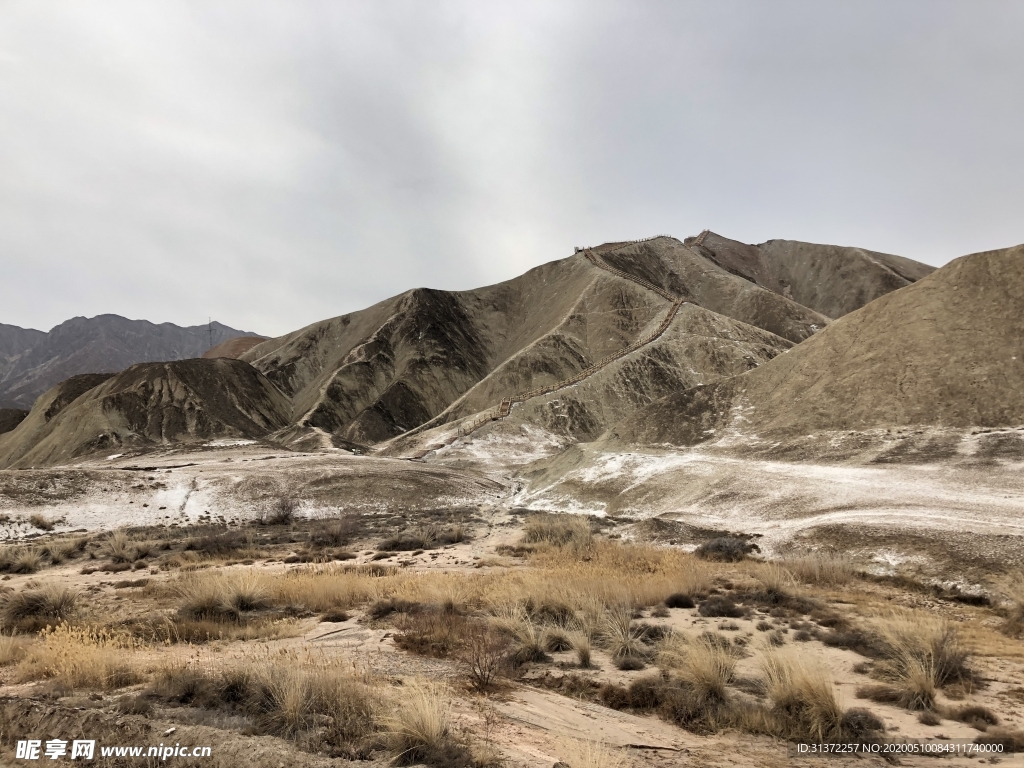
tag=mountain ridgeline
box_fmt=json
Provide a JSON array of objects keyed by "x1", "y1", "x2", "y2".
[
  {"x1": 0, "y1": 314, "x2": 259, "y2": 410},
  {"x1": 12, "y1": 231, "x2": 1020, "y2": 470}
]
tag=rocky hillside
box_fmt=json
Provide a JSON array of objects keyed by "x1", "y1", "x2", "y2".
[
  {"x1": 0, "y1": 315, "x2": 258, "y2": 410},
  {"x1": 611, "y1": 243, "x2": 1024, "y2": 447},
  {"x1": 0, "y1": 359, "x2": 289, "y2": 468}
]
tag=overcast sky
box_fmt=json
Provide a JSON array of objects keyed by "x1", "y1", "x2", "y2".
[{"x1": 1, "y1": 1, "x2": 1021, "y2": 337}]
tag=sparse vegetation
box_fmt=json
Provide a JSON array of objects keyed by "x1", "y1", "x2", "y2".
[
  {"x1": 522, "y1": 513, "x2": 592, "y2": 549},
  {"x1": 0, "y1": 511, "x2": 1009, "y2": 763}
]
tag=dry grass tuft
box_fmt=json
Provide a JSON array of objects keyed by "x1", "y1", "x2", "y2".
[
  {"x1": 870, "y1": 612, "x2": 973, "y2": 709},
  {"x1": 28, "y1": 513, "x2": 59, "y2": 531},
  {"x1": 102, "y1": 530, "x2": 151, "y2": 563},
  {"x1": 17, "y1": 623, "x2": 143, "y2": 690},
  {"x1": 554, "y1": 738, "x2": 625, "y2": 768},
  {"x1": 382, "y1": 682, "x2": 471, "y2": 766},
  {"x1": 997, "y1": 572, "x2": 1024, "y2": 637},
  {"x1": 601, "y1": 606, "x2": 647, "y2": 661},
  {"x1": 177, "y1": 570, "x2": 272, "y2": 621},
  {"x1": 2, "y1": 582, "x2": 79, "y2": 632},
  {"x1": 0, "y1": 546, "x2": 44, "y2": 574},
  {"x1": 0, "y1": 633, "x2": 27, "y2": 666},
  {"x1": 761, "y1": 650, "x2": 846, "y2": 743},
  {"x1": 784, "y1": 552, "x2": 856, "y2": 585}
]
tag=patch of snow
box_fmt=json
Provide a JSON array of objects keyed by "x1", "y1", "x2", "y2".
[{"x1": 106, "y1": 454, "x2": 123, "y2": 461}]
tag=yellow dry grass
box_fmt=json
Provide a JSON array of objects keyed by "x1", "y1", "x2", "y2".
[
  {"x1": 783, "y1": 552, "x2": 856, "y2": 586},
  {"x1": 380, "y1": 681, "x2": 459, "y2": 763},
  {"x1": 214, "y1": 540, "x2": 713, "y2": 618},
  {"x1": 17, "y1": 623, "x2": 144, "y2": 690},
  {"x1": 761, "y1": 649, "x2": 845, "y2": 742},
  {"x1": 554, "y1": 737, "x2": 625, "y2": 768}
]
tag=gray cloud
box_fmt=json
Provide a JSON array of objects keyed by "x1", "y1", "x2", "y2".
[{"x1": 1, "y1": 1, "x2": 1021, "y2": 336}]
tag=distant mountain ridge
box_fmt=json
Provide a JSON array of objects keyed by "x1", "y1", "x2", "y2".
[{"x1": 0, "y1": 314, "x2": 259, "y2": 409}]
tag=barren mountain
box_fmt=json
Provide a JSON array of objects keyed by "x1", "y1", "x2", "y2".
[
  {"x1": 0, "y1": 323, "x2": 45, "y2": 385},
  {"x1": 244, "y1": 235, "x2": 849, "y2": 447},
  {"x1": 0, "y1": 359, "x2": 288, "y2": 468},
  {"x1": 610, "y1": 243, "x2": 1024, "y2": 447},
  {"x1": 688, "y1": 232, "x2": 935, "y2": 318},
  {"x1": 0, "y1": 233, "x2": 936, "y2": 466},
  {"x1": 0, "y1": 315, "x2": 257, "y2": 410}
]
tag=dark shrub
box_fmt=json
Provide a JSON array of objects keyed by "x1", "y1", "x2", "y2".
[
  {"x1": 953, "y1": 705, "x2": 999, "y2": 731},
  {"x1": 185, "y1": 530, "x2": 246, "y2": 555},
  {"x1": 614, "y1": 655, "x2": 646, "y2": 671},
  {"x1": 694, "y1": 537, "x2": 757, "y2": 562},
  {"x1": 320, "y1": 608, "x2": 350, "y2": 623},
  {"x1": 698, "y1": 596, "x2": 745, "y2": 618},
  {"x1": 457, "y1": 623, "x2": 512, "y2": 692},
  {"x1": 310, "y1": 515, "x2": 360, "y2": 547},
  {"x1": 262, "y1": 496, "x2": 298, "y2": 525},
  {"x1": 366, "y1": 598, "x2": 420, "y2": 621},
  {"x1": 665, "y1": 593, "x2": 695, "y2": 609},
  {"x1": 841, "y1": 708, "x2": 886, "y2": 738}
]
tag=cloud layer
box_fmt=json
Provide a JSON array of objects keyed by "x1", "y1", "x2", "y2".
[{"x1": 1, "y1": 1, "x2": 1021, "y2": 336}]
